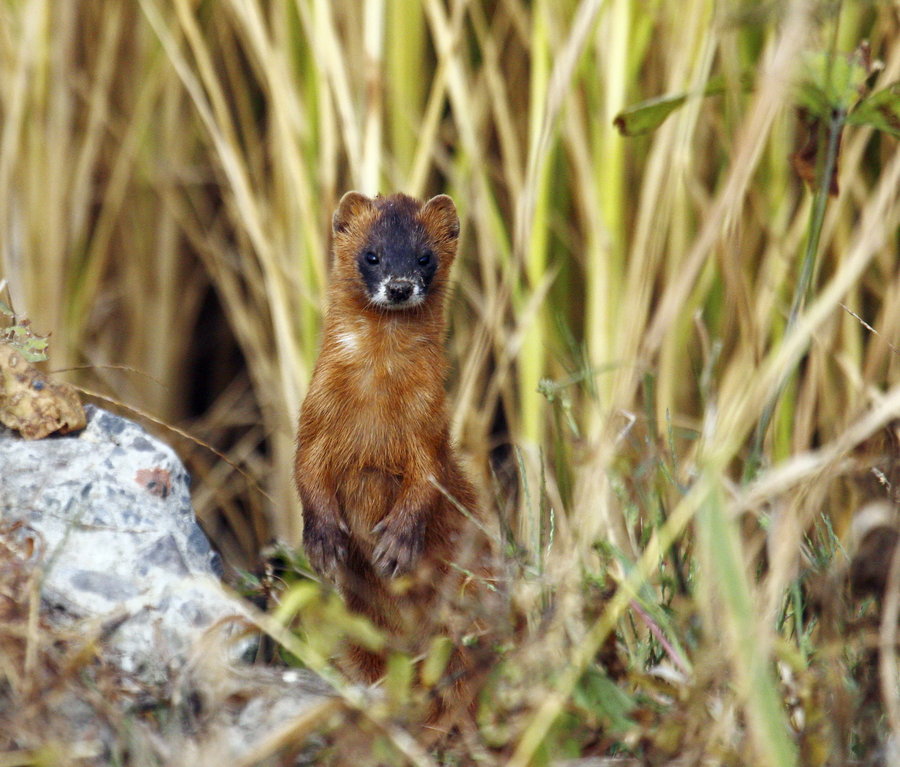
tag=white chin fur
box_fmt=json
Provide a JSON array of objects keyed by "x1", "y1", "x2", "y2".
[{"x1": 371, "y1": 280, "x2": 425, "y2": 309}]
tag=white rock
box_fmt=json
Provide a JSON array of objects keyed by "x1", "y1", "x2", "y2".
[{"x1": 0, "y1": 405, "x2": 245, "y2": 685}]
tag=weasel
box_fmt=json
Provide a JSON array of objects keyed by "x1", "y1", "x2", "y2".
[{"x1": 293, "y1": 192, "x2": 492, "y2": 706}]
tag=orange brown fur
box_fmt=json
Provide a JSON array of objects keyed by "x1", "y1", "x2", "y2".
[{"x1": 293, "y1": 192, "x2": 493, "y2": 714}]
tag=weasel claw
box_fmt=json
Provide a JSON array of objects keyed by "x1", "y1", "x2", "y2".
[
  {"x1": 303, "y1": 514, "x2": 350, "y2": 579},
  {"x1": 371, "y1": 514, "x2": 425, "y2": 578}
]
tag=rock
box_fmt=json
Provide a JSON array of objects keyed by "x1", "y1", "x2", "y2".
[
  {"x1": 0, "y1": 404, "x2": 241, "y2": 686},
  {"x1": 171, "y1": 664, "x2": 338, "y2": 766},
  {"x1": 0, "y1": 404, "x2": 334, "y2": 764}
]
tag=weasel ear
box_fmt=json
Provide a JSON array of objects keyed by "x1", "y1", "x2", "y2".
[
  {"x1": 421, "y1": 194, "x2": 460, "y2": 242},
  {"x1": 333, "y1": 192, "x2": 374, "y2": 235}
]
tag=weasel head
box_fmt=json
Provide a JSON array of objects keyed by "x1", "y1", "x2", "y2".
[{"x1": 331, "y1": 191, "x2": 460, "y2": 312}]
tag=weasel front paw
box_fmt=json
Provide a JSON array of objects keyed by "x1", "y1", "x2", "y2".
[
  {"x1": 371, "y1": 513, "x2": 426, "y2": 578},
  {"x1": 303, "y1": 513, "x2": 350, "y2": 580}
]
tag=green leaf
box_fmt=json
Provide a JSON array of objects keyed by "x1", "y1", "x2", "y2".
[
  {"x1": 18, "y1": 345, "x2": 48, "y2": 363},
  {"x1": 22, "y1": 337, "x2": 48, "y2": 352},
  {"x1": 613, "y1": 75, "x2": 737, "y2": 137},
  {"x1": 272, "y1": 581, "x2": 321, "y2": 623},
  {"x1": 421, "y1": 635, "x2": 453, "y2": 687},
  {"x1": 572, "y1": 668, "x2": 636, "y2": 733},
  {"x1": 848, "y1": 82, "x2": 900, "y2": 137},
  {"x1": 17, "y1": 336, "x2": 49, "y2": 362},
  {"x1": 614, "y1": 92, "x2": 689, "y2": 136},
  {"x1": 797, "y1": 48, "x2": 872, "y2": 117},
  {"x1": 385, "y1": 652, "x2": 414, "y2": 708},
  {"x1": 18, "y1": 349, "x2": 47, "y2": 363},
  {"x1": 0, "y1": 299, "x2": 13, "y2": 318}
]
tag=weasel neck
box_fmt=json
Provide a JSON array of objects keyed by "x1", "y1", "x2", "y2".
[{"x1": 324, "y1": 290, "x2": 447, "y2": 342}]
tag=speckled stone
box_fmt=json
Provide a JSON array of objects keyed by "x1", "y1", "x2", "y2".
[{"x1": 0, "y1": 405, "x2": 246, "y2": 686}]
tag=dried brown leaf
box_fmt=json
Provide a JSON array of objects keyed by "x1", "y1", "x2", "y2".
[{"x1": 0, "y1": 343, "x2": 85, "y2": 439}]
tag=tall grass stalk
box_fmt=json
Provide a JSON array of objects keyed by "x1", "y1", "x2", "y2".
[
  {"x1": 583, "y1": 0, "x2": 627, "y2": 422},
  {"x1": 746, "y1": 15, "x2": 849, "y2": 481},
  {"x1": 697, "y1": 482, "x2": 798, "y2": 767}
]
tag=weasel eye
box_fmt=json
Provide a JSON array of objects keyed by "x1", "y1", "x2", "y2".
[
  {"x1": 364, "y1": 251, "x2": 380, "y2": 265},
  {"x1": 417, "y1": 252, "x2": 432, "y2": 266}
]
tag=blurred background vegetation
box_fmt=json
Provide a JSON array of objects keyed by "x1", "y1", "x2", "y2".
[{"x1": 2, "y1": 0, "x2": 900, "y2": 763}]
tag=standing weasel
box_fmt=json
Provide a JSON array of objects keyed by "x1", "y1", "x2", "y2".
[{"x1": 294, "y1": 192, "x2": 491, "y2": 698}]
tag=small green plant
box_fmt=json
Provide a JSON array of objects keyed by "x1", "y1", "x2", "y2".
[{"x1": 0, "y1": 280, "x2": 48, "y2": 362}]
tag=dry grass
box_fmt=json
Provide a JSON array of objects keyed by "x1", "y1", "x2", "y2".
[{"x1": 1, "y1": 0, "x2": 900, "y2": 764}]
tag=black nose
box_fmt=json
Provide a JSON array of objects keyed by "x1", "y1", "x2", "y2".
[{"x1": 387, "y1": 281, "x2": 414, "y2": 303}]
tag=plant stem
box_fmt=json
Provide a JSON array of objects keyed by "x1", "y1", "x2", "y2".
[{"x1": 744, "y1": 106, "x2": 846, "y2": 482}]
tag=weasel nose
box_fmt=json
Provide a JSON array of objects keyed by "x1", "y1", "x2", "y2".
[{"x1": 386, "y1": 280, "x2": 414, "y2": 303}]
